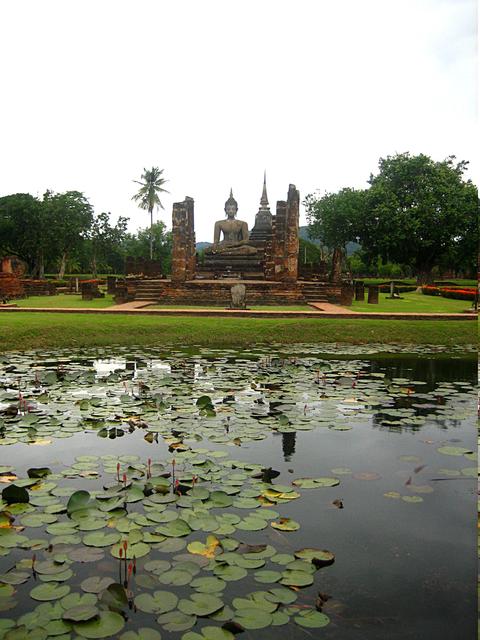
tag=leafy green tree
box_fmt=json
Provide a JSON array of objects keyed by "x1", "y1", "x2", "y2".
[
  {"x1": 132, "y1": 167, "x2": 169, "y2": 260},
  {"x1": 88, "y1": 212, "x2": 129, "y2": 277},
  {"x1": 0, "y1": 193, "x2": 54, "y2": 277},
  {"x1": 42, "y1": 191, "x2": 94, "y2": 278},
  {"x1": 304, "y1": 188, "x2": 365, "y2": 280},
  {"x1": 361, "y1": 153, "x2": 478, "y2": 283},
  {"x1": 122, "y1": 221, "x2": 172, "y2": 274}
]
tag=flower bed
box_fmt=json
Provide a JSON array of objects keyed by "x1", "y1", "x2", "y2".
[{"x1": 422, "y1": 286, "x2": 477, "y2": 301}]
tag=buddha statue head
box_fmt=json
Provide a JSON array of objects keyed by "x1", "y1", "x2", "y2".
[{"x1": 224, "y1": 189, "x2": 238, "y2": 219}]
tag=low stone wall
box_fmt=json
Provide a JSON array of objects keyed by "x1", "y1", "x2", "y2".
[
  {"x1": 140, "y1": 280, "x2": 306, "y2": 306},
  {"x1": 20, "y1": 279, "x2": 56, "y2": 296}
]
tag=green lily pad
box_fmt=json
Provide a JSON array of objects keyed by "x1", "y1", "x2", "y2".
[
  {"x1": 254, "y1": 570, "x2": 282, "y2": 583},
  {"x1": 292, "y1": 477, "x2": 340, "y2": 488},
  {"x1": 134, "y1": 590, "x2": 178, "y2": 614},
  {"x1": 294, "y1": 548, "x2": 335, "y2": 566},
  {"x1": 156, "y1": 611, "x2": 196, "y2": 632},
  {"x1": 83, "y1": 531, "x2": 121, "y2": 547},
  {"x1": 190, "y1": 577, "x2": 226, "y2": 593},
  {"x1": 233, "y1": 608, "x2": 273, "y2": 629},
  {"x1": 66, "y1": 490, "x2": 91, "y2": 515},
  {"x1": 158, "y1": 569, "x2": 192, "y2": 586},
  {"x1": 280, "y1": 570, "x2": 314, "y2": 587},
  {"x1": 271, "y1": 518, "x2": 300, "y2": 531},
  {"x1": 119, "y1": 629, "x2": 162, "y2": 640},
  {"x1": 30, "y1": 583, "x2": 71, "y2": 601},
  {"x1": 73, "y1": 611, "x2": 125, "y2": 638},
  {"x1": 178, "y1": 593, "x2": 224, "y2": 617},
  {"x1": 62, "y1": 605, "x2": 99, "y2": 622},
  {"x1": 437, "y1": 446, "x2": 473, "y2": 457},
  {"x1": 80, "y1": 577, "x2": 115, "y2": 594},
  {"x1": 294, "y1": 609, "x2": 330, "y2": 628}
]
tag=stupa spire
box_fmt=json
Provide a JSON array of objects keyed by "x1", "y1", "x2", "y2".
[{"x1": 260, "y1": 170, "x2": 269, "y2": 207}]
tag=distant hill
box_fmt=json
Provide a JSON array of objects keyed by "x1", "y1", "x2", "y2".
[
  {"x1": 196, "y1": 241, "x2": 212, "y2": 251},
  {"x1": 196, "y1": 228, "x2": 360, "y2": 255},
  {"x1": 299, "y1": 226, "x2": 360, "y2": 256}
]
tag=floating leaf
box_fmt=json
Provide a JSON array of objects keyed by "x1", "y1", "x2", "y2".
[
  {"x1": 119, "y1": 629, "x2": 162, "y2": 640},
  {"x1": 30, "y1": 583, "x2": 71, "y2": 601},
  {"x1": 292, "y1": 477, "x2": 340, "y2": 488},
  {"x1": 294, "y1": 548, "x2": 335, "y2": 567},
  {"x1": 271, "y1": 518, "x2": 300, "y2": 532},
  {"x1": 66, "y1": 491, "x2": 91, "y2": 515},
  {"x1": 134, "y1": 591, "x2": 178, "y2": 614},
  {"x1": 74, "y1": 611, "x2": 125, "y2": 638},
  {"x1": 178, "y1": 593, "x2": 224, "y2": 616},
  {"x1": 80, "y1": 577, "x2": 115, "y2": 594},
  {"x1": 294, "y1": 609, "x2": 330, "y2": 628},
  {"x1": 437, "y1": 446, "x2": 473, "y2": 457},
  {"x1": 156, "y1": 611, "x2": 196, "y2": 632},
  {"x1": 2, "y1": 485, "x2": 29, "y2": 504},
  {"x1": 233, "y1": 608, "x2": 273, "y2": 630},
  {"x1": 62, "y1": 605, "x2": 99, "y2": 622}
]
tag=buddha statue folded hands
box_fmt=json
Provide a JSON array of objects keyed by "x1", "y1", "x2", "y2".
[{"x1": 204, "y1": 190, "x2": 258, "y2": 256}]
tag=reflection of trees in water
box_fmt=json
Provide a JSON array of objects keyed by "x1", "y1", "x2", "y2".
[
  {"x1": 371, "y1": 402, "x2": 465, "y2": 434},
  {"x1": 282, "y1": 432, "x2": 296, "y2": 461},
  {"x1": 370, "y1": 357, "x2": 475, "y2": 389}
]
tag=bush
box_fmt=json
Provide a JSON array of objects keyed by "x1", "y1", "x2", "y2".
[{"x1": 422, "y1": 286, "x2": 477, "y2": 301}]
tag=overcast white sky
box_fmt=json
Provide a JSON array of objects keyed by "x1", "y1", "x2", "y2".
[{"x1": 0, "y1": 0, "x2": 477, "y2": 241}]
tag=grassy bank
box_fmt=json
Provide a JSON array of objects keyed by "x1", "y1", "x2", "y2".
[
  {"x1": 0, "y1": 312, "x2": 475, "y2": 352},
  {"x1": 13, "y1": 294, "x2": 115, "y2": 308},
  {"x1": 346, "y1": 291, "x2": 473, "y2": 313}
]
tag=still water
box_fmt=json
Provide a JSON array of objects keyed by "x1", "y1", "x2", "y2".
[{"x1": 0, "y1": 347, "x2": 476, "y2": 640}]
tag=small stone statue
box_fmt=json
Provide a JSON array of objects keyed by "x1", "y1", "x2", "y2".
[
  {"x1": 205, "y1": 190, "x2": 257, "y2": 256},
  {"x1": 230, "y1": 283, "x2": 247, "y2": 309}
]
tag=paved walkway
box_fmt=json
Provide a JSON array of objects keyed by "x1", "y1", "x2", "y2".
[{"x1": 0, "y1": 302, "x2": 476, "y2": 320}]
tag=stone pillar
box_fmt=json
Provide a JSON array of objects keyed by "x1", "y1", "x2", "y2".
[
  {"x1": 273, "y1": 201, "x2": 287, "y2": 281},
  {"x1": 263, "y1": 235, "x2": 275, "y2": 280},
  {"x1": 284, "y1": 184, "x2": 300, "y2": 283},
  {"x1": 367, "y1": 285, "x2": 379, "y2": 304},
  {"x1": 185, "y1": 197, "x2": 196, "y2": 281},
  {"x1": 331, "y1": 248, "x2": 343, "y2": 283},
  {"x1": 355, "y1": 281, "x2": 365, "y2": 301},
  {"x1": 107, "y1": 276, "x2": 117, "y2": 294},
  {"x1": 171, "y1": 198, "x2": 195, "y2": 285},
  {"x1": 340, "y1": 284, "x2": 354, "y2": 306}
]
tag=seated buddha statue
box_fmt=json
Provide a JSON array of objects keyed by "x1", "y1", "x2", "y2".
[{"x1": 204, "y1": 190, "x2": 257, "y2": 256}]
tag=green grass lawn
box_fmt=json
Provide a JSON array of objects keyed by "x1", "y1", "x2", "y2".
[
  {"x1": 11, "y1": 294, "x2": 116, "y2": 308},
  {"x1": 347, "y1": 291, "x2": 474, "y2": 313},
  {"x1": 361, "y1": 278, "x2": 476, "y2": 287},
  {"x1": 0, "y1": 312, "x2": 475, "y2": 352},
  {"x1": 146, "y1": 304, "x2": 312, "y2": 311}
]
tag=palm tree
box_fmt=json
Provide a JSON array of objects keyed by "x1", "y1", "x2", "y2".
[{"x1": 132, "y1": 167, "x2": 169, "y2": 259}]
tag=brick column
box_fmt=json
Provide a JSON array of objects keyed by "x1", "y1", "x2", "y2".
[
  {"x1": 273, "y1": 201, "x2": 287, "y2": 281},
  {"x1": 184, "y1": 197, "x2": 196, "y2": 281},
  {"x1": 171, "y1": 200, "x2": 189, "y2": 285},
  {"x1": 284, "y1": 184, "x2": 300, "y2": 283}
]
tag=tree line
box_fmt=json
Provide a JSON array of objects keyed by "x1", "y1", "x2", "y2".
[
  {"x1": 304, "y1": 152, "x2": 478, "y2": 283},
  {"x1": 0, "y1": 191, "x2": 172, "y2": 278}
]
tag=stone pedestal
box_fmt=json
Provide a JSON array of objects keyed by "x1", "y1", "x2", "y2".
[
  {"x1": 367, "y1": 285, "x2": 379, "y2": 304},
  {"x1": 340, "y1": 284, "x2": 354, "y2": 306},
  {"x1": 107, "y1": 276, "x2": 117, "y2": 294},
  {"x1": 172, "y1": 197, "x2": 196, "y2": 285},
  {"x1": 355, "y1": 281, "x2": 365, "y2": 301},
  {"x1": 230, "y1": 284, "x2": 247, "y2": 309}
]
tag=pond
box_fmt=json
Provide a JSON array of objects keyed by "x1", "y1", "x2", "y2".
[{"x1": 0, "y1": 345, "x2": 476, "y2": 640}]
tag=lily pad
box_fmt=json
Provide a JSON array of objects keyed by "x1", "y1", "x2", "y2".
[
  {"x1": 134, "y1": 590, "x2": 178, "y2": 614},
  {"x1": 30, "y1": 583, "x2": 71, "y2": 601},
  {"x1": 178, "y1": 593, "x2": 224, "y2": 616},
  {"x1": 292, "y1": 477, "x2": 340, "y2": 488},
  {"x1": 294, "y1": 609, "x2": 330, "y2": 628},
  {"x1": 74, "y1": 611, "x2": 125, "y2": 638}
]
